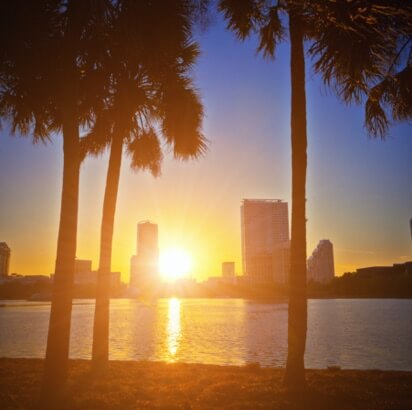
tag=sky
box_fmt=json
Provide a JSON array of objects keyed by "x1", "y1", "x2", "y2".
[{"x1": 0, "y1": 15, "x2": 411, "y2": 282}]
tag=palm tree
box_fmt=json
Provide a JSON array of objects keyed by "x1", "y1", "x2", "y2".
[
  {"x1": 0, "y1": 0, "x2": 208, "y2": 386},
  {"x1": 87, "y1": 81, "x2": 205, "y2": 371},
  {"x1": 0, "y1": 0, "x2": 113, "y2": 390},
  {"x1": 307, "y1": 0, "x2": 412, "y2": 138},
  {"x1": 83, "y1": 0, "x2": 206, "y2": 370},
  {"x1": 219, "y1": 0, "x2": 310, "y2": 387},
  {"x1": 218, "y1": 0, "x2": 412, "y2": 388}
]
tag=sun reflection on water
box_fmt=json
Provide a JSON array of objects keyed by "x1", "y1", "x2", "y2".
[{"x1": 167, "y1": 298, "x2": 181, "y2": 361}]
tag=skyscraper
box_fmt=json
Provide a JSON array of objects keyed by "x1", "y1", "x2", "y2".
[
  {"x1": 307, "y1": 239, "x2": 335, "y2": 283},
  {"x1": 130, "y1": 221, "x2": 159, "y2": 291},
  {"x1": 0, "y1": 242, "x2": 11, "y2": 278},
  {"x1": 241, "y1": 199, "x2": 290, "y2": 284}
]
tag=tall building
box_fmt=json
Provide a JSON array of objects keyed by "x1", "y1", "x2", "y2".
[
  {"x1": 130, "y1": 221, "x2": 159, "y2": 290},
  {"x1": 307, "y1": 239, "x2": 335, "y2": 283},
  {"x1": 0, "y1": 242, "x2": 11, "y2": 278},
  {"x1": 241, "y1": 199, "x2": 290, "y2": 284}
]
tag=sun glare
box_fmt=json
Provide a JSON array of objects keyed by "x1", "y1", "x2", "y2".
[{"x1": 159, "y1": 248, "x2": 192, "y2": 282}]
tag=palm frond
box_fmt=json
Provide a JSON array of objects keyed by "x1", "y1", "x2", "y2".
[
  {"x1": 257, "y1": 6, "x2": 284, "y2": 59},
  {"x1": 365, "y1": 94, "x2": 389, "y2": 139},
  {"x1": 364, "y1": 62, "x2": 412, "y2": 138},
  {"x1": 218, "y1": 0, "x2": 263, "y2": 41},
  {"x1": 80, "y1": 108, "x2": 114, "y2": 161},
  {"x1": 161, "y1": 82, "x2": 207, "y2": 160},
  {"x1": 128, "y1": 128, "x2": 163, "y2": 177}
]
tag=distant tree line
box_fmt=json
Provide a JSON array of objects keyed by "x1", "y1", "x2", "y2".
[{"x1": 308, "y1": 264, "x2": 412, "y2": 299}]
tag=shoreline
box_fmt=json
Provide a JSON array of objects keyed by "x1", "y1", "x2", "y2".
[
  {"x1": 1, "y1": 295, "x2": 412, "y2": 303},
  {"x1": 1, "y1": 359, "x2": 412, "y2": 409}
]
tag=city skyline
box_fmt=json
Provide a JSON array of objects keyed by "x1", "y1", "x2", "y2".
[{"x1": 0, "y1": 15, "x2": 411, "y2": 282}]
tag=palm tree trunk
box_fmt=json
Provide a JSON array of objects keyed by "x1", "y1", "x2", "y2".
[
  {"x1": 44, "y1": 107, "x2": 80, "y2": 390},
  {"x1": 284, "y1": 10, "x2": 308, "y2": 388},
  {"x1": 43, "y1": 0, "x2": 81, "y2": 392},
  {"x1": 92, "y1": 135, "x2": 123, "y2": 370}
]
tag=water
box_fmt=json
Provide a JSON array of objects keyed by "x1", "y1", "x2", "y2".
[{"x1": 0, "y1": 298, "x2": 411, "y2": 370}]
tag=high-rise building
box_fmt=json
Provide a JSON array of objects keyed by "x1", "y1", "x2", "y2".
[
  {"x1": 307, "y1": 239, "x2": 335, "y2": 283},
  {"x1": 241, "y1": 199, "x2": 290, "y2": 284},
  {"x1": 130, "y1": 221, "x2": 159, "y2": 290},
  {"x1": 0, "y1": 242, "x2": 11, "y2": 278}
]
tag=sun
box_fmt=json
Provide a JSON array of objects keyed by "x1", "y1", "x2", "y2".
[{"x1": 159, "y1": 248, "x2": 192, "y2": 282}]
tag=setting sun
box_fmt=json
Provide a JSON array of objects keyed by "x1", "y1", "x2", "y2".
[{"x1": 159, "y1": 248, "x2": 192, "y2": 282}]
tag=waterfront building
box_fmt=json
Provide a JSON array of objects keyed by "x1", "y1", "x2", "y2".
[
  {"x1": 0, "y1": 242, "x2": 11, "y2": 278},
  {"x1": 241, "y1": 199, "x2": 290, "y2": 284},
  {"x1": 357, "y1": 262, "x2": 412, "y2": 277},
  {"x1": 17, "y1": 275, "x2": 51, "y2": 285},
  {"x1": 307, "y1": 239, "x2": 335, "y2": 283},
  {"x1": 74, "y1": 259, "x2": 121, "y2": 287},
  {"x1": 130, "y1": 221, "x2": 159, "y2": 291},
  {"x1": 74, "y1": 259, "x2": 96, "y2": 284}
]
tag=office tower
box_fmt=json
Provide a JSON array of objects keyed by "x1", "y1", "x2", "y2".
[
  {"x1": 130, "y1": 221, "x2": 159, "y2": 290},
  {"x1": 241, "y1": 199, "x2": 290, "y2": 284},
  {"x1": 0, "y1": 242, "x2": 11, "y2": 278},
  {"x1": 307, "y1": 239, "x2": 335, "y2": 283}
]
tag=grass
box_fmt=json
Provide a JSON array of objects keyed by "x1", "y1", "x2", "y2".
[{"x1": 1, "y1": 359, "x2": 412, "y2": 409}]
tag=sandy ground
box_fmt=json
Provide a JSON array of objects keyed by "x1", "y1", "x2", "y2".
[{"x1": 1, "y1": 359, "x2": 412, "y2": 409}]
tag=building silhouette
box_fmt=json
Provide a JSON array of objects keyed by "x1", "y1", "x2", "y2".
[
  {"x1": 73, "y1": 259, "x2": 121, "y2": 288},
  {"x1": 307, "y1": 239, "x2": 335, "y2": 283},
  {"x1": 241, "y1": 199, "x2": 290, "y2": 284},
  {"x1": 74, "y1": 259, "x2": 95, "y2": 284},
  {"x1": 130, "y1": 221, "x2": 159, "y2": 291},
  {"x1": 0, "y1": 242, "x2": 11, "y2": 278}
]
